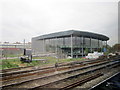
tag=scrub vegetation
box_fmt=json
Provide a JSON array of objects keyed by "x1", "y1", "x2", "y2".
[{"x1": 1, "y1": 57, "x2": 86, "y2": 70}]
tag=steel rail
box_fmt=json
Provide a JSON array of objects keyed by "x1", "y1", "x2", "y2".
[
  {"x1": 1, "y1": 59, "x2": 103, "y2": 75},
  {"x1": 1, "y1": 60, "x2": 116, "y2": 89},
  {"x1": 3, "y1": 57, "x2": 117, "y2": 87},
  {"x1": 29, "y1": 61, "x2": 119, "y2": 90},
  {"x1": 89, "y1": 72, "x2": 120, "y2": 90},
  {"x1": 59, "y1": 73, "x2": 103, "y2": 90},
  {"x1": 1, "y1": 60, "x2": 109, "y2": 81}
]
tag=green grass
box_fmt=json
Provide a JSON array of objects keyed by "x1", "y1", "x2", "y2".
[
  {"x1": 32, "y1": 56, "x2": 86, "y2": 65},
  {"x1": 0, "y1": 65, "x2": 2, "y2": 70},
  {"x1": 2, "y1": 58, "x2": 21, "y2": 69},
  {"x1": 1, "y1": 57, "x2": 86, "y2": 70},
  {"x1": 1, "y1": 58, "x2": 41, "y2": 70}
]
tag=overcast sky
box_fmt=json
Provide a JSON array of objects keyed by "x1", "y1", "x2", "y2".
[{"x1": 0, "y1": 0, "x2": 119, "y2": 46}]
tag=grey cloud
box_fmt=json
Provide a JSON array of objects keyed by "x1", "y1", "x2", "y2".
[{"x1": 1, "y1": 0, "x2": 118, "y2": 46}]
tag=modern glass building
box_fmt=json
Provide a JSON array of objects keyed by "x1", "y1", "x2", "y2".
[{"x1": 32, "y1": 30, "x2": 109, "y2": 58}]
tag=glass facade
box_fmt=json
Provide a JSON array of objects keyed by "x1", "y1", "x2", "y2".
[
  {"x1": 34, "y1": 36, "x2": 103, "y2": 57},
  {"x1": 91, "y1": 38, "x2": 98, "y2": 48},
  {"x1": 32, "y1": 30, "x2": 109, "y2": 58},
  {"x1": 32, "y1": 36, "x2": 106, "y2": 58}
]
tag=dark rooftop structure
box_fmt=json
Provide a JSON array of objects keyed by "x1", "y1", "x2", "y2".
[{"x1": 36, "y1": 30, "x2": 109, "y2": 41}]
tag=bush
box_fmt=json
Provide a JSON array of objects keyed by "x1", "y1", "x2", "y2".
[{"x1": 2, "y1": 61, "x2": 19, "y2": 69}]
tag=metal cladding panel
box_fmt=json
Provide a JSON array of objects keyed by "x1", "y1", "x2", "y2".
[
  {"x1": 73, "y1": 31, "x2": 109, "y2": 41},
  {"x1": 33, "y1": 30, "x2": 109, "y2": 41}
]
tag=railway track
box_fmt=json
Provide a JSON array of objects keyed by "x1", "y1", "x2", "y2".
[
  {"x1": 90, "y1": 72, "x2": 120, "y2": 90},
  {"x1": 1, "y1": 60, "x2": 109, "y2": 87},
  {"x1": 1, "y1": 59, "x2": 120, "y2": 89},
  {"x1": 1, "y1": 59, "x2": 109, "y2": 81},
  {"x1": 1, "y1": 59, "x2": 112, "y2": 83},
  {"x1": 1, "y1": 66, "x2": 34, "y2": 73},
  {"x1": 1, "y1": 55, "x2": 120, "y2": 89},
  {"x1": 1, "y1": 59, "x2": 105, "y2": 74},
  {"x1": 30, "y1": 61, "x2": 120, "y2": 89},
  {"x1": 1, "y1": 59, "x2": 88, "y2": 73},
  {"x1": 2, "y1": 54, "x2": 119, "y2": 74},
  {"x1": 59, "y1": 73, "x2": 103, "y2": 90}
]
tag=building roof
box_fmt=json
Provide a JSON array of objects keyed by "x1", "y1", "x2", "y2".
[{"x1": 34, "y1": 30, "x2": 109, "y2": 41}]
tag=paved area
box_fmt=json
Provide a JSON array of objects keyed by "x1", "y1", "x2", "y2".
[{"x1": 0, "y1": 57, "x2": 19, "y2": 60}]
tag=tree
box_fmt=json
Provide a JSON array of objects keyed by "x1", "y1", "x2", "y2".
[
  {"x1": 102, "y1": 45, "x2": 112, "y2": 53},
  {"x1": 111, "y1": 44, "x2": 120, "y2": 52},
  {"x1": 85, "y1": 48, "x2": 89, "y2": 55}
]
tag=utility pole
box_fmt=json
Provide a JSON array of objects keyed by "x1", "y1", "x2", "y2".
[
  {"x1": 23, "y1": 39, "x2": 26, "y2": 56},
  {"x1": 24, "y1": 39, "x2": 25, "y2": 49}
]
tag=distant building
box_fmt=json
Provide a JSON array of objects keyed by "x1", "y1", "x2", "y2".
[
  {"x1": 32, "y1": 30, "x2": 109, "y2": 58},
  {"x1": 0, "y1": 42, "x2": 31, "y2": 49},
  {"x1": 0, "y1": 42, "x2": 31, "y2": 56}
]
